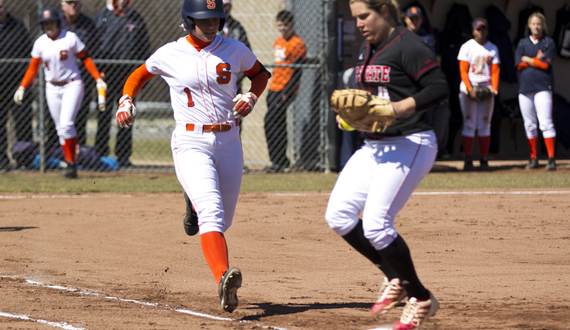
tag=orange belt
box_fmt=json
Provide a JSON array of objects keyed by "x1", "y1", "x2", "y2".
[{"x1": 186, "y1": 119, "x2": 238, "y2": 132}]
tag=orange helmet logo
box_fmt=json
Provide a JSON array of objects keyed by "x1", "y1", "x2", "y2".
[
  {"x1": 43, "y1": 10, "x2": 51, "y2": 18},
  {"x1": 207, "y1": 0, "x2": 216, "y2": 9},
  {"x1": 412, "y1": 7, "x2": 418, "y2": 14}
]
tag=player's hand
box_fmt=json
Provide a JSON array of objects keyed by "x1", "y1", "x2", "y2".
[
  {"x1": 96, "y1": 78, "x2": 107, "y2": 91},
  {"x1": 232, "y1": 92, "x2": 258, "y2": 119},
  {"x1": 13, "y1": 87, "x2": 25, "y2": 105},
  {"x1": 468, "y1": 88, "x2": 478, "y2": 100},
  {"x1": 116, "y1": 95, "x2": 137, "y2": 128}
]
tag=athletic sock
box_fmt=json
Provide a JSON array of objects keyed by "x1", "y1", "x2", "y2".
[
  {"x1": 375, "y1": 235, "x2": 429, "y2": 300},
  {"x1": 62, "y1": 136, "x2": 78, "y2": 163},
  {"x1": 478, "y1": 135, "x2": 490, "y2": 158},
  {"x1": 527, "y1": 137, "x2": 537, "y2": 159},
  {"x1": 544, "y1": 137, "x2": 556, "y2": 158},
  {"x1": 462, "y1": 136, "x2": 474, "y2": 158},
  {"x1": 341, "y1": 219, "x2": 397, "y2": 278},
  {"x1": 200, "y1": 231, "x2": 229, "y2": 285}
]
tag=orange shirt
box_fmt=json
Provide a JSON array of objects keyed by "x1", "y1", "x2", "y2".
[{"x1": 269, "y1": 34, "x2": 306, "y2": 92}]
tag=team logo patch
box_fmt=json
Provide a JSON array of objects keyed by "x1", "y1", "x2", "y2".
[
  {"x1": 43, "y1": 11, "x2": 51, "y2": 19},
  {"x1": 207, "y1": 0, "x2": 216, "y2": 9}
]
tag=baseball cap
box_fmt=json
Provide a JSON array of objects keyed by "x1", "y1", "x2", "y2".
[
  {"x1": 472, "y1": 18, "x2": 488, "y2": 29},
  {"x1": 405, "y1": 6, "x2": 422, "y2": 18}
]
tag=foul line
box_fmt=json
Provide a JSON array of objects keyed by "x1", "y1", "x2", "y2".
[
  {"x1": 1, "y1": 275, "x2": 290, "y2": 330},
  {"x1": 0, "y1": 311, "x2": 86, "y2": 330}
]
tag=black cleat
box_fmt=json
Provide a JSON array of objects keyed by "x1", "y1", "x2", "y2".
[
  {"x1": 183, "y1": 192, "x2": 199, "y2": 236},
  {"x1": 525, "y1": 158, "x2": 539, "y2": 169},
  {"x1": 63, "y1": 162, "x2": 78, "y2": 178},
  {"x1": 463, "y1": 157, "x2": 475, "y2": 171},
  {"x1": 479, "y1": 157, "x2": 490, "y2": 171},
  {"x1": 545, "y1": 158, "x2": 556, "y2": 171},
  {"x1": 218, "y1": 267, "x2": 242, "y2": 313}
]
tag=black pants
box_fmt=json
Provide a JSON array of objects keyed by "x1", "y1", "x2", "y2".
[
  {"x1": 0, "y1": 82, "x2": 33, "y2": 162},
  {"x1": 264, "y1": 90, "x2": 296, "y2": 168},
  {"x1": 94, "y1": 64, "x2": 136, "y2": 163}
]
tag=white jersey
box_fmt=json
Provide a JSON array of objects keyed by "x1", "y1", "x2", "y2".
[
  {"x1": 145, "y1": 35, "x2": 257, "y2": 124},
  {"x1": 457, "y1": 39, "x2": 499, "y2": 88},
  {"x1": 31, "y1": 30, "x2": 85, "y2": 83}
]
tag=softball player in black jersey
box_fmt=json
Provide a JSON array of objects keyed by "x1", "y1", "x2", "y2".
[{"x1": 324, "y1": 1, "x2": 449, "y2": 329}]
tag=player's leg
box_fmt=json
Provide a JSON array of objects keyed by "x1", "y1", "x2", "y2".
[
  {"x1": 519, "y1": 92, "x2": 539, "y2": 168},
  {"x1": 459, "y1": 93, "x2": 476, "y2": 170},
  {"x1": 362, "y1": 132, "x2": 439, "y2": 326},
  {"x1": 264, "y1": 90, "x2": 289, "y2": 172},
  {"x1": 535, "y1": 90, "x2": 556, "y2": 170},
  {"x1": 475, "y1": 96, "x2": 493, "y2": 169},
  {"x1": 215, "y1": 127, "x2": 243, "y2": 230},
  {"x1": 58, "y1": 81, "x2": 84, "y2": 177}
]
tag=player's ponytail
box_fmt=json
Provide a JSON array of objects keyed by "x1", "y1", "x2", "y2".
[{"x1": 350, "y1": 0, "x2": 402, "y2": 25}]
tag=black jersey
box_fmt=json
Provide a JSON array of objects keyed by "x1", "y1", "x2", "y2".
[{"x1": 354, "y1": 25, "x2": 449, "y2": 138}]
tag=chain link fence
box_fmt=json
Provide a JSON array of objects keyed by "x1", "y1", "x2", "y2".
[{"x1": 0, "y1": 0, "x2": 334, "y2": 174}]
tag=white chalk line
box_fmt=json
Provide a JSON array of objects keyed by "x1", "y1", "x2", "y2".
[
  {"x1": 0, "y1": 311, "x2": 87, "y2": 330},
  {"x1": 0, "y1": 275, "x2": 290, "y2": 330}
]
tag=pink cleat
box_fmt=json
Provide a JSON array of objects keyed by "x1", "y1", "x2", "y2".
[
  {"x1": 371, "y1": 277, "x2": 407, "y2": 316},
  {"x1": 392, "y1": 291, "x2": 439, "y2": 330}
]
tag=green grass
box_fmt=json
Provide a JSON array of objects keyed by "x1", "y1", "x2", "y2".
[{"x1": 1, "y1": 171, "x2": 569, "y2": 194}]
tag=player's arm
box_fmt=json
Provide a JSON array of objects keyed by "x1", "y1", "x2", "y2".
[
  {"x1": 77, "y1": 49, "x2": 107, "y2": 103},
  {"x1": 232, "y1": 60, "x2": 270, "y2": 119},
  {"x1": 491, "y1": 63, "x2": 500, "y2": 94},
  {"x1": 116, "y1": 64, "x2": 156, "y2": 128},
  {"x1": 13, "y1": 57, "x2": 41, "y2": 105}
]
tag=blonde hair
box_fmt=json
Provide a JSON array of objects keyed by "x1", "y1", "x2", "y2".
[
  {"x1": 528, "y1": 12, "x2": 548, "y2": 35},
  {"x1": 350, "y1": 0, "x2": 402, "y2": 24}
]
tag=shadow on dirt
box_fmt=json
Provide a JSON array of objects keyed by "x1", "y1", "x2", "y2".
[
  {"x1": 0, "y1": 226, "x2": 38, "y2": 232},
  {"x1": 241, "y1": 302, "x2": 372, "y2": 320}
]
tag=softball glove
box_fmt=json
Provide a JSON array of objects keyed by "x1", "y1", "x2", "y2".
[
  {"x1": 330, "y1": 89, "x2": 396, "y2": 132},
  {"x1": 473, "y1": 86, "x2": 493, "y2": 101}
]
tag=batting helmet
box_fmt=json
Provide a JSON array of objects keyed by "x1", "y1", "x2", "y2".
[
  {"x1": 182, "y1": 0, "x2": 227, "y2": 32},
  {"x1": 39, "y1": 8, "x2": 61, "y2": 29}
]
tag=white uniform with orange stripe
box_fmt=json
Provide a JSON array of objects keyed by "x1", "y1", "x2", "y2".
[
  {"x1": 145, "y1": 34, "x2": 256, "y2": 234},
  {"x1": 31, "y1": 30, "x2": 85, "y2": 143}
]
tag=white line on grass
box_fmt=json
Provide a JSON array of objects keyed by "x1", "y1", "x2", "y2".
[
  {"x1": 0, "y1": 311, "x2": 87, "y2": 330},
  {"x1": 1, "y1": 275, "x2": 290, "y2": 330}
]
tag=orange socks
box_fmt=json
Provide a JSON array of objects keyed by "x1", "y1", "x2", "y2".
[
  {"x1": 478, "y1": 136, "x2": 490, "y2": 158},
  {"x1": 544, "y1": 137, "x2": 556, "y2": 158},
  {"x1": 462, "y1": 136, "x2": 474, "y2": 158},
  {"x1": 200, "y1": 231, "x2": 229, "y2": 285},
  {"x1": 62, "y1": 136, "x2": 78, "y2": 163}
]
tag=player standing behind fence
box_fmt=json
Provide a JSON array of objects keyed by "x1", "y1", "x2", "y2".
[
  {"x1": 515, "y1": 12, "x2": 557, "y2": 171},
  {"x1": 114, "y1": 0, "x2": 269, "y2": 313},
  {"x1": 263, "y1": 10, "x2": 306, "y2": 173},
  {"x1": 14, "y1": 8, "x2": 106, "y2": 178},
  {"x1": 324, "y1": 1, "x2": 449, "y2": 329},
  {"x1": 457, "y1": 18, "x2": 500, "y2": 171}
]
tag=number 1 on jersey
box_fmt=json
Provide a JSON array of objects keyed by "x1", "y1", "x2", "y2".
[{"x1": 183, "y1": 87, "x2": 195, "y2": 107}]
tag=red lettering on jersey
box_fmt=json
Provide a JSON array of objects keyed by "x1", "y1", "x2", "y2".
[
  {"x1": 381, "y1": 66, "x2": 390, "y2": 83},
  {"x1": 216, "y1": 63, "x2": 231, "y2": 84},
  {"x1": 206, "y1": 0, "x2": 216, "y2": 9},
  {"x1": 60, "y1": 50, "x2": 68, "y2": 61},
  {"x1": 355, "y1": 66, "x2": 363, "y2": 82}
]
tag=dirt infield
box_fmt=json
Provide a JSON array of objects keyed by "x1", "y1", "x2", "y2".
[{"x1": 0, "y1": 189, "x2": 569, "y2": 329}]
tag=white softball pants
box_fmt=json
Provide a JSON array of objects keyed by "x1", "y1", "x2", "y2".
[
  {"x1": 518, "y1": 90, "x2": 556, "y2": 139},
  {"x1": 459, "y1": 92, "x2": 494, "y2": 137},
  {"x1": 172, "y1": 124, "x2": 243, "y2": 235},
  {"x1": 325, "y1": 131, "x2": 437, "y2": 251},
  {"x1": 46, "y1": 80, "x2": 84, "y2": 144}
]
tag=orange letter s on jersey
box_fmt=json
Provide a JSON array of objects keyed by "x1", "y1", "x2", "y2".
[
  {"x1": 216, "y1": 63, "x2": 231, "y2": 84},
  {"x1": 206, "y1": 0, "x2": 216, "y2": 9}
]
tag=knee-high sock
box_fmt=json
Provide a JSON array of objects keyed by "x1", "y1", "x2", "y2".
[
  {"x1": 478, "y1": 135, "x2": 490, "y2": 158},
  {"x1": 462, "y1": 136, "x2": 474, "y2": 158},
  {"x1": 62, "y1": 136, "x2": 77, "y2": 163},
  {"x1": 527, "y1": 137, "x2": 537, "y2": 159},
  {"x1": 341, "y1": 219, "x2": 397, "y2": 279},
  {"x1": 200, "y1": 231, "x2": 229, "y2": 285},
  {"x1": 376, "y1": 235, "x2": 429, "y2": 301},
  {"x1": 544, "y1": 137, "x2": 556, "y2": 158}
]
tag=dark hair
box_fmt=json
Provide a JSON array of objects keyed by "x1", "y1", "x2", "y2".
[{"x1": 276, "y1": 10, "x2": 293, "y2": 24}]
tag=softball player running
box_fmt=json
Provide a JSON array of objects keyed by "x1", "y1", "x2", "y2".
[
  {"x1": 325, "y1": 1, "x2": 449, "y2": 329},
  {"x1": 14, "y1": 8, "x2": 106, "y2": 178},
  {"x1": 515, "y1": 12, "x2": 557, "y2": 171},
  {"x1": 457, "y1": 18, "x2": 500, "y2": 171},
  {"x1": 115, "y1": 0, "x2": 269, "y2": 313}
]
